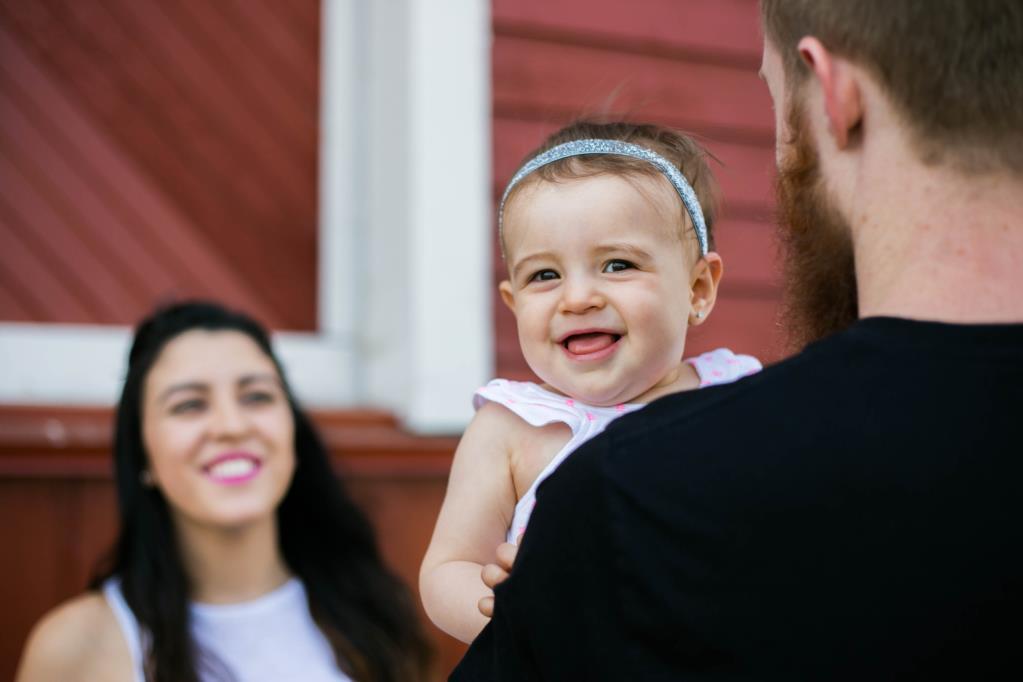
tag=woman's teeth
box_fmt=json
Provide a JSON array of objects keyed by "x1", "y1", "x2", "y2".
[{"x1": 208, "y1": 458, "x2": 256, "y2": 478}]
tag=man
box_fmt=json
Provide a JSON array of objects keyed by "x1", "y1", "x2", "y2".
[{"x1": 452, "y1": 0, "x2": 1023, "y2": 679}]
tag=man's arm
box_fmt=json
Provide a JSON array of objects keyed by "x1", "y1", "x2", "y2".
[{"x1": 450, "y1": 433, "x2": 626, "y2": 681}]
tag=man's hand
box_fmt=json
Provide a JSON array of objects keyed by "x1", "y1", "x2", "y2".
[{"x1": 477, "y1": 538, "x2": 521, "y2": 617}]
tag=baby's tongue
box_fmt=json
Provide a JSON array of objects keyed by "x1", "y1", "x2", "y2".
[{"x1": 566, "y1": 332, "x2": 616, "y2": 355}]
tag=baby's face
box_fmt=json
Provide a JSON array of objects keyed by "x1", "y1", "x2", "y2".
[{"x1": 500, "y1": 173, "x2": 698, "y2": 406}]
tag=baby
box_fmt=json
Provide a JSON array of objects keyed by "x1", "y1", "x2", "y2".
[{"x1": 420, "y1": 121, "x2": 761, "y2": 643}]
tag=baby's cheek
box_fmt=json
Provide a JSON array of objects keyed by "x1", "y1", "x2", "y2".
[{"x1": 650, "y1": 318, "x2": 689, "y2": 363}]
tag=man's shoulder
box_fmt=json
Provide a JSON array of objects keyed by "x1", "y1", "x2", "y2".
[
  {"x1": 611, "y1": 334, "x2": 851, "y2": 445},
  {"x1": 609, "y1": 315, "x2": 1023, "y2": 454}
]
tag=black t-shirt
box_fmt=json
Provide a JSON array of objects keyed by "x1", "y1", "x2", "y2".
[{"x1": 451, "y1": 317, "x2": 1023, "y2": 680}]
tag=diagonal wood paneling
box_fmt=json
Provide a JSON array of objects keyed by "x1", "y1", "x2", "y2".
[
  {"x1": 0, "y1": 0, "x2": 320, "y2": 330},
  {"x1": 491, "y1": 0, "x2": 784, "y2": 380}
]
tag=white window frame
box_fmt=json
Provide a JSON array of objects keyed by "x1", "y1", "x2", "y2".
[{"x1": 0, "y1": 0, "x2": 492, "y2": 435}]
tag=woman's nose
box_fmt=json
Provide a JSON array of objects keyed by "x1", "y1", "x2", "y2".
[
  {"x1": 209, "y1": 398, "x2": 248, "y2": 439},
  {"x1": 557, "y1": 276, "x2": 605, "y2": 314}
]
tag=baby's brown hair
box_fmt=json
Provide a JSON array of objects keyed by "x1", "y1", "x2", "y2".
[{"x1": 500, "y1": 120, "x2": 721, "y2": 257}]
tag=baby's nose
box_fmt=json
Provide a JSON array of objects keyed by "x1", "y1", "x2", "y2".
[{"x1": 557, "y1": 278, "x2": 606, "y2": 314}]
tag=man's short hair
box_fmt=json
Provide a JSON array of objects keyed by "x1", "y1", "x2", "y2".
[{"x1": 761, "y1": 0, "x2": 1023, "y2": 174}]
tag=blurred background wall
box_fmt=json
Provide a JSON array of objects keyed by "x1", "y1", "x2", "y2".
[{"x1": 0, "y1": 0, "x2": 777, "y2": 677}]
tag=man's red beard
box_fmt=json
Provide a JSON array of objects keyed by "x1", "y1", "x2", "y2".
[{"x1": 775, "y1": 103, "x2": 859, "y2": 352}]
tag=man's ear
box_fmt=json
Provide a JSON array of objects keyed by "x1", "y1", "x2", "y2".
[
  {"x1": 797, "y1": 36, "x2": 863, "y2": 149},
  {"x1": 498, "y1": 280, "x2": 517, "y2": 315},
  {"x1": 689, "y1": 252, "x2": 723, "y2": 326}
]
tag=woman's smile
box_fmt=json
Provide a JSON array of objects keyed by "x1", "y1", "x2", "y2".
[{"x1": 202, "y1": 451, "x2": 263, "y2": 485}]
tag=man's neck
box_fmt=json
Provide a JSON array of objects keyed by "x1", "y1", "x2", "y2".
[{"x1": 852, "y1": 159, "x2": 1023, "y2": 324}]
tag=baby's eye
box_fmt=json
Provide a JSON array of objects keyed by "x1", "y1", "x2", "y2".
[
  {"x1": 602, "y1": 259, "x2": 635, "y2": 273},
  {"x1": 529, "y1": 269, "x2": 559, "y2": 283}
]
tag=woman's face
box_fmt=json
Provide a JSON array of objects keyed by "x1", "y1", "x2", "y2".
[{"x1": 141, "y1": 330, "x2": 296, "y2": 532}]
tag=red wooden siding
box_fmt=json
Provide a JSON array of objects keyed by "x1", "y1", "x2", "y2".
[
  {"x1": 491, "y1": 0, "x2": 784, "y2": 380},
  {"x1": 0, "y1": 0, "x2": 320, "y2": 330}
]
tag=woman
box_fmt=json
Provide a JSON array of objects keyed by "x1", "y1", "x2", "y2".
[{"x1": 17, "y1": 301, "x2": 432, "y2": 682}]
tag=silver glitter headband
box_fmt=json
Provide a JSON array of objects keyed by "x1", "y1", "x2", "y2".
[{"x1": 499, "y1": 138, "x2": 709, "y2": 256}]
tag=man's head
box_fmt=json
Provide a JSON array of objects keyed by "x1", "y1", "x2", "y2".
[
  {"x1": 762, "y1": 0, "x2": 1023, "y2": 174},
  {"x1": 759, "y1": 0, "x2": 1023, "y2": 348}
]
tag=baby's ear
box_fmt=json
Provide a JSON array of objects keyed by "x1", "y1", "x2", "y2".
[
  {"x1": 688, "y1": 252, "x2": 724, "y2": 325},
  {"x1": 498, "y1": 280, "x2": 517, "y2": 315}
]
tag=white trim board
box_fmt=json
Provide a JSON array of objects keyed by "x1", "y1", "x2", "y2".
[
  {"x1": 348, "y1": 0, "x2": 493, "y2": 433},
  {"x1": 0, "y1": 323, "x2": 357, "y2": 409}
]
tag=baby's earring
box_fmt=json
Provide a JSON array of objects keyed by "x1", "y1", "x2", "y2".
[{"x1": 689, "y1": 298, "x2": 707, "y2": 325}]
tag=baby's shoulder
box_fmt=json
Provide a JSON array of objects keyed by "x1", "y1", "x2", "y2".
[
  {"x1": 17, "y1": 591, "x2": 131, "y2": 682},
  {"x1": 469, "y1": 380, "x2": 569, "y2": 446},
  {"x1": 475, "y1": 378, "x2": 577, "y2": 416},
  {"x1": 474, "y1": 378, "x2": 544, "y2": 406},
  {"x1": 469, "y1": 396, "x2": 544, "y2": 441}
]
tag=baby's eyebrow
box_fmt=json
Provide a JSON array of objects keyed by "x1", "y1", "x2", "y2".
[
  {"x1": 510, "y1": 251, "x2": 555, "y2": 280},
  {"x1": 594, "y1": 242, "x2": 653, "y2": 259}
]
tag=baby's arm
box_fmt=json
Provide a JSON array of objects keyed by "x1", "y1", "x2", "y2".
[{"x1": 420, "y1": 402, "x2": 521, "y2": 643}]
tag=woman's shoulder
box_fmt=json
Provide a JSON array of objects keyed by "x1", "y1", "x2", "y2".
[{"x1": 17, "y1": 591, "x2": 133, "y2": 682}]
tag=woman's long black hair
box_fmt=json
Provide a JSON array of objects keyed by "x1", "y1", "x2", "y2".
[{"x1": 91, "y1": 301, "x2": 433, "y2": 682}]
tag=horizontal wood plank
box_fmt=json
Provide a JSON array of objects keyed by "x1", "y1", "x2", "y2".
[
  {"x1": 493, "y1": 34, "x2": 773, "y2": 142},
  {"x1": 493, "y1": 0, "x2": 762, "y2": 62}
]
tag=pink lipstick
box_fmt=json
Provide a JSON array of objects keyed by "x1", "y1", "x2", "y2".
[{"x1": 203, "y1": 452, "x2": 262, "y2": 485}]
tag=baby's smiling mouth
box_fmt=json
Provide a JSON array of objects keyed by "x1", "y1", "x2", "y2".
[{"x1": 561, "y1": 332, "x2": 622, "y2": 355}]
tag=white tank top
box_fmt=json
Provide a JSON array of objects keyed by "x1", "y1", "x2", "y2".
[
  {"x1": 474, "y1": 347, "x2": 762, "y2": 542},
  {"x1": 102, "y1": 577, "x2": 352, "y2": 682}
]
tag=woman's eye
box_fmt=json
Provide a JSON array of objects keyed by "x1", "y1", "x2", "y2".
[
  {"x1": 242, "y1": 391, "x2": 275, "y2": 405},
  {"x1": 529, "y1": 269, "x2": 559, "y2": 283},
  {"x1": 170, "y1": 399, "x2": 205, "y2": 415},
  {"x1": 602, "y1": 259, "x2": 635, "y2": 273}
]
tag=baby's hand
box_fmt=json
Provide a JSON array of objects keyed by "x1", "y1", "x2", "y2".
[{"x1": 476, "y1": 538, "x2": 521, "y2": 618}]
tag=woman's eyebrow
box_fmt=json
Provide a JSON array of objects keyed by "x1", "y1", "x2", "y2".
[
  {"x1": 158, "y1": 382, "x2": 207, "y2": 404},
  {"x1": 238, "y1": 373, "x2": 281, "y2": 388}
]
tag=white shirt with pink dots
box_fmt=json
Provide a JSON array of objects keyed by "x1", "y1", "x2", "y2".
[{"x1": 474, "y1": 347, "x2": 762, "y2": 543}]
